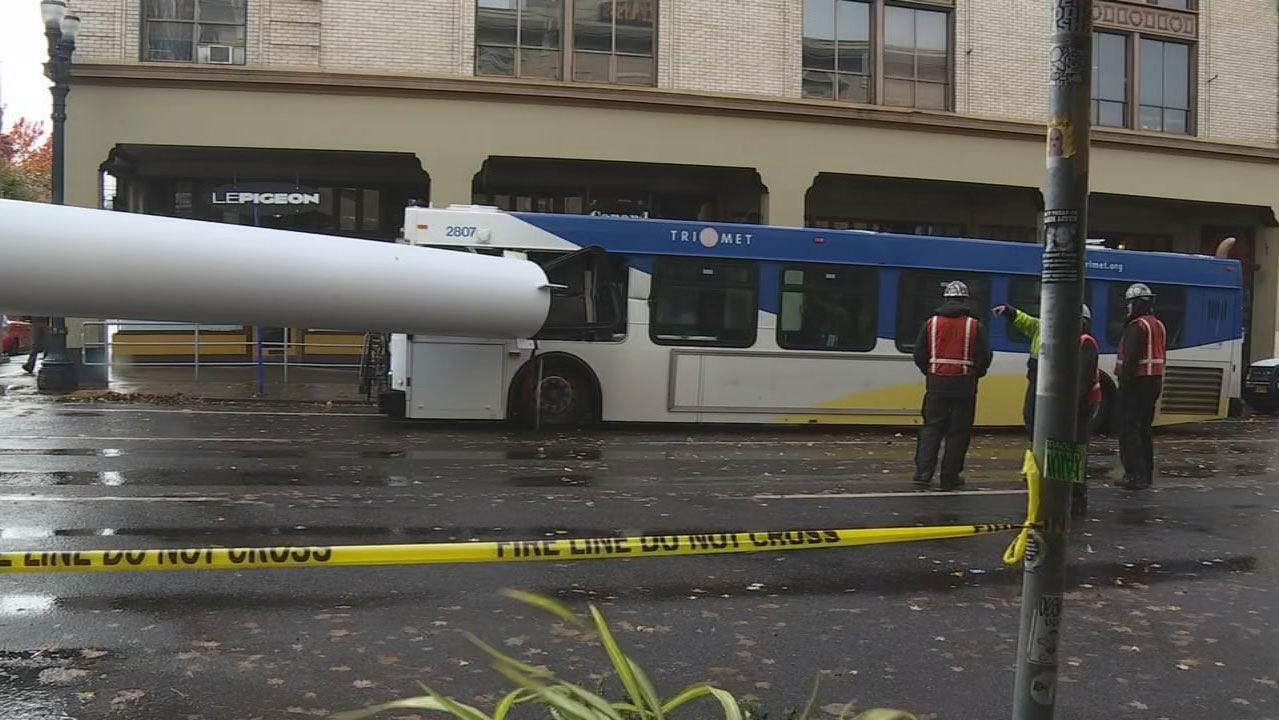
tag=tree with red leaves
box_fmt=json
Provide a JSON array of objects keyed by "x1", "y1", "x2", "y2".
[{"x1": 0, "y1": 117, "x2": 52, "y2": 202}]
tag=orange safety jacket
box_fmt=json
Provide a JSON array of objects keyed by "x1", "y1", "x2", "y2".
[
  {"x1": 1116, "y1": 315, "x2": 1167, "y2": 377},
  {"x1": 926, "y1": 315, "x2": 979, "y2": 376},
  {"x1": 1081, "y1": 333, "x2": 1102, "y2": 406}
]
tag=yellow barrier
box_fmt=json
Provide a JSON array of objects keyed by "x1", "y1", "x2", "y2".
[{"x1": 0, "y1": 523, "x2": 1021, "y2": 575}]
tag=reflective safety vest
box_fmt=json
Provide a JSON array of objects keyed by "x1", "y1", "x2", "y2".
[
  {"x1": 926, "y1": 315, "x2": 979, "y2": 376},
  {"x1": 1116, "y1": 314, "x2": 1167, "y2": 377},
  {"x1": 1081, "y1": 334, "x2": 1102, "y2": 407}
]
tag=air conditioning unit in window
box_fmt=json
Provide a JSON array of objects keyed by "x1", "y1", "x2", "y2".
[{"x1": 198, "y1": 44, "x2": 234, "y2": 64}]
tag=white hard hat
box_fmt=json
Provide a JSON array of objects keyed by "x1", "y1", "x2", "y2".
[
  {"x1": 1081, "y1": 304, "x2": 1092, "y2": 320},
  {"x1": 943, "y1": 280, "x2": 969, "y2": 298},
  {"x1": 1124, "y1": 283, "x2": 1154, "y2": 301}
]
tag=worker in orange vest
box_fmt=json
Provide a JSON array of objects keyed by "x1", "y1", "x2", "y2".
[
  {"x1": 912, "y1": 281, "x2": 992, "y2": 491},
  {"x1": 1115, "y1": 283, "x2": 1166, "y2": 490},
  {"x1": 1075, "y1": 304, "x2": 1102, "y2": 512}
]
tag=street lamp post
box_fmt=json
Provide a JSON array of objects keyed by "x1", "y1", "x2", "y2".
[{"x1": 36, "y1": 0, "x2": 81, "y2": 392}]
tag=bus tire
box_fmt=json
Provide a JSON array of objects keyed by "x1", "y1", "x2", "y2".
[
  {"x1": 1092, "y1": 372, "x2": 1120, "y2": 436},
  {"x1": 512, "y1": 354, "x2": 600, "y2": 429}
]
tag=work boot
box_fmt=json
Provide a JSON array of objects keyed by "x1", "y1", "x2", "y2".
[
  {"x1": 1115, "y1": 476, "x2": 1146, "y2": 490},
  {"x1": 939, "y1": 476, "x2": 965, "y2": 492},
  {"x1": 20, "y1": 363, "x2": 33, "y2": 375},
  {"x1": 912, "y1": 477, "x2": 932, "y2": 491}
]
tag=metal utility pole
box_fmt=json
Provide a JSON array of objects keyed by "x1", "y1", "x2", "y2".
[
  {"x1": 37, "y1": 0, "x2": 81, "y2": 392},
  {"x1": 1011, "y1": 1, "x2": 1092, "y2": 718}
]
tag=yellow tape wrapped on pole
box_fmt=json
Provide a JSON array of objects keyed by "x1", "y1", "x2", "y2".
[
  {"x1": 1003, "y1": 449, "x2": 1042, "y2": 566},
  {"x1": 0, "y1": 523, "x2": 1021, "y2": 575}
]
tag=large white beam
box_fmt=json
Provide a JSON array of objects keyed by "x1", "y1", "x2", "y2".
[{"x1": 0, "y1": 200, "x2": 550, "y2": 339}]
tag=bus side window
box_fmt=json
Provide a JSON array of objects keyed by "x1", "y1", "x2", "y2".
[
  {"x1": 895, "y1": 271, "x2": 991, "y2": 353},
  {"x1": 1106, "y1": 283, "x2": 1186, "y2": 349},
  {"x1": 777, "y1": 264, "x2": 878, "y2": 352},
  {"x1": 1006, "y1": 277, "x2": 1040, "y2": 346},
  {"x1": 531, "y1": 249, "x2": 629, "y2": 342},
  {"x1": 1004, "y1": 278, "x2": 1098, "y2": 346},
  {"x1": 650, "y1": 257, "x2": 758, "y2": 347}
]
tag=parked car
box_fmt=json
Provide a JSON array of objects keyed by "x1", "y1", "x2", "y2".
[
  {"x1": 1243, "y1": 359, "x2": 1279, "y2": 414},
  {"x1": 1, "y1": 315, "x2": 32, "y2": 355}
]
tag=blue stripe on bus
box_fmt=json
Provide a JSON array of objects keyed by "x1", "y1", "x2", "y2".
[{"x1": 515, "y1": 212, "x2": 1243, "y2": 289}]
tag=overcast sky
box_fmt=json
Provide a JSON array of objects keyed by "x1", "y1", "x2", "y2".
[{"x1": 0, "y1": 0, "x2": 53, "y2": 134}]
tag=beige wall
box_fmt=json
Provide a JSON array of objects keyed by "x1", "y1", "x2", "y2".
[
  {"x1": 65, "y1": 83, "x2": 1279, "y2": 218},
  {"x1": 68, "y1": 1, "x2": 1277, "y2": 148},
  {"x1": 1254, "y1": 228, "x2": 1279, "y2": 360}
]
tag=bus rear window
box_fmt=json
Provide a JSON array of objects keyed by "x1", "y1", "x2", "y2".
[
  {"x1": 777, "y1": 264, "x2": 878, "y2": 352},
  {"x1": 895, "y1": 271, "x2": 990, "y2": 353},
  {"x1": 1106, "y1": 284, "x2": 1187, "y2": 349},
  {"x1": 650, "y1": 258, "x2": 758, "y2": 347}
]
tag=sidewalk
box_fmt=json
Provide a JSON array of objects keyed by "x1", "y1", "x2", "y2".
[{"x1": 0, "y1": 360, "x2": 370, "y2": 403}]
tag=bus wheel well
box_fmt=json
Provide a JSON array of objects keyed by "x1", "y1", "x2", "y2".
[{"x1": 509, "y1": 352, "x2": 603, "y2": 427}]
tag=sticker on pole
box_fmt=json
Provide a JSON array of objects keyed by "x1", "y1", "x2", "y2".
[
  {"x1": 1030, "y1": 671, "x2": 1057, "y2": 705},
  {"x1": 1027, "y1": 594, "x2": 1063, "y2": 665},
  {"x1": 1044, "y1": 439, "x2": 1084, "y2": 484},
  {"x1": 1023, "y1": 529, "x2": 1046, "y2": 570}
]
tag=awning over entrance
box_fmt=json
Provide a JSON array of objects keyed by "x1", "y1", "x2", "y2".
[{"x1": 101, "y1": 145, "x2": 429, "y2": 241}]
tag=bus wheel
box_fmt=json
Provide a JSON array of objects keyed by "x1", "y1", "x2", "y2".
[
  {"x1": 516, "y1": 357, "x2": 598, "y2": 429},
  {"x1": 1092, "y1": 373, "x2": 1120, "y2": 436}
]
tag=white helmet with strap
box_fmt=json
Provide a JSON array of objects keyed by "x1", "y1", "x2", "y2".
[
  {"x1": 943, "y1": 280, "x2": 969, "y2": 298},
  {"x1": 1124, "y1": 283, "x2": 1154, "y2": 301},
  {"x1": 1081, "y1": 304, "x2": 1092, "y2": 321}
]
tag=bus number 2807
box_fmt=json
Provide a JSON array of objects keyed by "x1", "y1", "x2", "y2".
[{"x1": 445, "y1": 226, "x2": 479, "y2": 238}]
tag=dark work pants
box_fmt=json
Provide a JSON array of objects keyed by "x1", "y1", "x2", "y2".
[
  {"x1": 1119, "y1": 378, "x2": 1161, "y2": 485},
  {"x1": 914, "y1": 392, "x2": 977, "y2": 484}
]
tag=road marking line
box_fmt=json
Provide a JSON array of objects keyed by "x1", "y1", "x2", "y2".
[
  {"x1": 0, "y1": 495, "x2": 269, "y2": 504},
  {"x1": 0, "y1": 436, "x2": 319, "y2": 443},
  {"x1": 50, "y1": 407, "x2": 376, "y2": 418}
]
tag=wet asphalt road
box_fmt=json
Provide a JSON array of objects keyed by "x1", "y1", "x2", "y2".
[{"x1": 0, "y1": 398, "x2": 1275, "y2": 720}]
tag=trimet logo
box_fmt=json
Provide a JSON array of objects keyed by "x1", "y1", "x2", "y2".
[{"x1": 670, "y1": 227, "x2": 754, "y2": 248}]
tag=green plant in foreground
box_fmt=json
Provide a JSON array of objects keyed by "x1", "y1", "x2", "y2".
[{"x1": 334, "y1": 590, "x2": 917, "y2": 720}]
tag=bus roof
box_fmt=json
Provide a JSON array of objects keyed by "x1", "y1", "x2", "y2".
[{"x1": 511, "y1": 212, "x2": 1242, "y2": 289}]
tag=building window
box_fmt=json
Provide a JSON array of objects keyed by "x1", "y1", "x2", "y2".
[
  {"x1": 802, "y1": 0, "x2": 871, "y2": 103},
  {"x1": 474, "y1": 0, "x2": 655, "y2": 86},
  {"x1": 882, "y1": 5, "x2": 948, "y2": 109},
  {"x1": 802, "y1": 0, "x2": 951, "y2": 110},
  {"x1": 809, "y1": 217, "x2": 965, "y2": 237},
  {"x1": 573, "y1": 0, "x2": 656, "y2": 86},
  {"x1": 650, "y1": 258, "x2": 758, "y2": 347},
  {"x1": 1092, "y1": 32, "x2": 1128, "y2": 128},
  {"x1": 1091, "y1": 31, "x2": 1193, "y2": 135},
  {"x1": 476, "y1": 0, "x2": 563, "y2": 79},
  {"x1": 143, "y1": 0, "x2": 247, "y2": 65},
  {"x1": 778, "y1": 264, "x2": 879, "y2": 352},
  {"x1": 1139, "y1": 38, "x2": 1191, "y2": 133}
]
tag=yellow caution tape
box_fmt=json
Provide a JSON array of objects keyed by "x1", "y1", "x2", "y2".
[
  {"x1": 0, "y1": 523, "x2": 1021, "y2": 575},
  {"x1": 1004, "y1": 449, "x2": 1042, "y2": 566}
]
